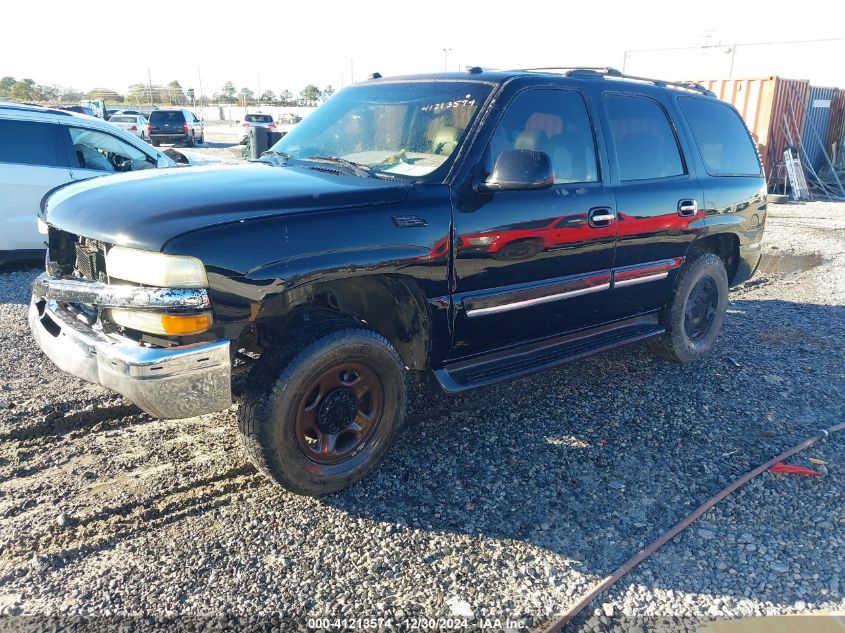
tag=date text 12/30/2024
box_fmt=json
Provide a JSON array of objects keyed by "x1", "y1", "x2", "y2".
[{"x1": 307, "y1": 617, "x2": 527, "y2": 630}]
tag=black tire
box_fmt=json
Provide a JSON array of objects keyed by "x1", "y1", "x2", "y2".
[
  {"x1": 650, "y1": 250, "x2": 729, "y2": 363},
  {"x1": 185, "y1": 133, "x2": 196, "y2": 147},
  {"x1": 494, "y1": 239, "x2": 543, "y2": 261},
  {"x1": 197, "y1": 132, "x2": 204, "y2": 144},
  {"x1": 238, "y1": 326, "x2": 407, "y2": 496},
  {"x1": 152, "y1": 139, "x2": 160, "y2": 147}
]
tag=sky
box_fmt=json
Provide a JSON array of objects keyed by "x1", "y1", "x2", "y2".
[{"x1": 1, "y1": 0, "x2": 843, "y2": 97}]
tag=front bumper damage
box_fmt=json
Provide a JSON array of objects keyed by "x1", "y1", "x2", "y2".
[{"x1": 29, "y1": 273, "x2": 232, "y2": 419}]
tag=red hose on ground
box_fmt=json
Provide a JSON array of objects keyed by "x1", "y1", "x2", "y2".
[{"x1": 542, "y1": 422, "x2": 845, "y2": 633}]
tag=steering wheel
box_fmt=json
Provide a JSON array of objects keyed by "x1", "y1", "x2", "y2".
[{"x1": 112, "y1": 154, "x2": 130, "y2": 171}]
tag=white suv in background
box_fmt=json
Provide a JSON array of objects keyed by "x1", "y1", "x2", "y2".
[{"x1": 0, "y1": 103, "x2": 178, "y2": 264}]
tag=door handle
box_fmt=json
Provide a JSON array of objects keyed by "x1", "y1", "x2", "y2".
[
  {"x1": 678, "y1": 199, "x2": 698, "y2": 217},
  {"x1": 588, "y1": 207, "x2": 616, "y2": 228}
]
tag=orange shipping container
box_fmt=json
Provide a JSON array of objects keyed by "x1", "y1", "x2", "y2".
[
  {"x1": 692, "y1": 77, "x2": 810, "y2": 188},
  {"x1": 826, "y1": 88, "x2": 845, "y2": 165}
]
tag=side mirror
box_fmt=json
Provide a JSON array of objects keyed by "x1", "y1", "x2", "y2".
[{"x1": 479, "y1": 149, "x2": 554, "y2": 192}]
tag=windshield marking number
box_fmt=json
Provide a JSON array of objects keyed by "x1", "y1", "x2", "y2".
[{"x1": 420, "y1": 99, "x2": 476, "y2": 112}]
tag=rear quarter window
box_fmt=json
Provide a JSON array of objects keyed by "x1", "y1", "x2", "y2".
[
  {"x1": 678, "y1": 97, "x2": 762, "y2": 176},
  {"x1": 0, "y1": 118, "x2": 61, "y2": 167}
]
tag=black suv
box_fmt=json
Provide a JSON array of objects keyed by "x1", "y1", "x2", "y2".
[
  {"x1": 31, "y1": 68, "x2": 765, "y2": 495},
  {"x1": 148, "y1": 108, "x2": 204, "y2": 146}
]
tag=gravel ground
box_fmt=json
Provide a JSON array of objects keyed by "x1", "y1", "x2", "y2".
[{"x1": 0, "y1": 201, "x2": 842, "y2": 632}]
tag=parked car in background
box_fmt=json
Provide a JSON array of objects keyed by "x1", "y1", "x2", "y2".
[
  {"x1": 0, "y1": 103, "x2": 181, "y2": 263},
  {"x1": 50, "y1": 105, "x2": 96, "y2": 117},
  {"x1": 107, "y1": 114, "x2": 150, "y2": 141},
  {"x1": 148, "y1": 109, "x2": 204, "y2": 147},
  {"x1": 29, "y1": 68, "x2": 766, "y2": 495},
  {"x1": 112, "y1": 109, "x2": 146, "y2": 117},
  {"x1": 277, "y1": 112, "x2": 302, "y2": 125},
  {"x1": 80, "y1": 99, "x2": 105, "y2": 118},
  {"x1": 239, "y1": 113, "x2": 276, "y2": 144}
]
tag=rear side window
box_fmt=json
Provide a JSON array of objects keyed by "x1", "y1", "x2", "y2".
[
  {"x1": 149, "y1": 111, "x2": 185, "y2": 124},
  {"x1": 0, "y1": 119, "x2": 61, "y2": 167},
  {"x1": 679, "y1": 97, "x2": 762, "y2": 176},
  {"x1": 604, "y1": 94, "x2": 685, "y2": 181}
]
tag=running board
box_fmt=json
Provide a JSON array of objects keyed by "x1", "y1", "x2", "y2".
[{"x1": 435, "y1": 315, "x2": 663, "y2": 392}]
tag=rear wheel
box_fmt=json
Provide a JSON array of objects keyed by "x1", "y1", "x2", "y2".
[
  {"x1": 238, "y1": 326, "x2": 407, "y2": 496},
  {"x1": 152, "y1": 139, "x2": 160, "y2": 147},
  {"x1": 185, "y1": 132, "x2": 196, "y2": 147},
  {"x1": 650, "y1": 250, "x2": 729, "y2": 363}
]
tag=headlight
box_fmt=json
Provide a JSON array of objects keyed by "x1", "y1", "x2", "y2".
[
  {"x1": 466, "y1": 236, "x2": 494, "y2": 246},
  {"x1": 106, "y1": 246, "x2": 208, "y2": 288},
  {"x1": 109, "y1": 309, "x2": 213, "y2": 336}
]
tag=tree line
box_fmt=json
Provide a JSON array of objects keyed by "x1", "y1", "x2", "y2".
[{"x1": 1, "y1": 75, "x2": 336, "y2": 107}]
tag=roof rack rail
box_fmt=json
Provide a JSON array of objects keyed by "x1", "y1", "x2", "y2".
[
  {"x1": 0, "y1": 102, "x2": 73, "y2": 116},
  {"x1": 519, "y1": 67, "x2": 714, "y2": 96}
]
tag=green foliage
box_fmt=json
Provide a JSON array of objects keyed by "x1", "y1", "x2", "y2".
[
  {"x1": 278, "y1": 89, "x2": 293, "y2": 105},
  {"x1": 221, "y1": 81, "x2": 237, "y2": 103},
  {"x1": 322, "y1": 85, "x2": 335, "y2": 101},
  {"x1": 299, "y1": 84, "x2": 322, "y2": 105},
  {"x1": 0, "y1": 76, "x2": 15, "y2": 98},
  {"x1": 11, "y1": 78, "x2": 36, "y2": 101},
  {"x1": 260, "y1": 90, "x2": 276, "y2": 103},
  {"x1": 238, "y1": 86, "x2": 254, "y2": 105}
]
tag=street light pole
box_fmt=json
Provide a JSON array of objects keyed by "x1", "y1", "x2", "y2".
[{"x1": 443, "y1": 48, "x2": 452, "y2": 71}]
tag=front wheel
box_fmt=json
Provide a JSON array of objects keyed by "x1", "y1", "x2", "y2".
[
  {"x1": 238, "y1": 326, "x2": 407, "y2": 496},
  {"x1": 650, "y1": 251, "x2": 729, "y2": 363},
  {"x1": 494, "y1": 239, "x2": 543, "y2": 261}
]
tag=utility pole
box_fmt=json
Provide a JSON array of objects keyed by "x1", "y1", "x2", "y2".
[
  {"x1": 197, "y1": 65, "x2": 203, "y2": 107},
  {"x1": 147, "y1": 68, "x2": 153, "y2": 106},
  {"x1": 350, "y1": 58, "x2": 355, "y2": 84},
  {"x1": 443, "y1": 48, "x2": 452, "y2": 71}
]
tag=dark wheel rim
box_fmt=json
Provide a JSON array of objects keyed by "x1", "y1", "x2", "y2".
[
  {"x1": 501, "y1": 241, "x2": 540, "y2": 260},
  {"x1": 295, "y1": 362, "x2": 384, "y2": 465},
  {"x1": 684, "y1": 276, "x2": 719, "y2": 341}
]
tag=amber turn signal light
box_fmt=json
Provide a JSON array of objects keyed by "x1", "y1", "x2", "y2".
[{"x1": 160, "y1": 313, "x2": 213, "y2": 335}]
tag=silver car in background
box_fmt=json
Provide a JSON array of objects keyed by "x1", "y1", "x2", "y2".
[
  {"x1": 108, "y1": 114, "x2": 150, "y2": 141},
  {"x1": 238, "y1": 113, "x2": 276, "y2": 144}
]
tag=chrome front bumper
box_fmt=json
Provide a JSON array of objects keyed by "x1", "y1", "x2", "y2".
[{"x1": 28, "y1": 288, "x2": 232, "y2": 420}]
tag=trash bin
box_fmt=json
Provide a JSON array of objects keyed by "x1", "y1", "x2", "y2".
[
  {"x1": 249, "y1": 126, "x2": 271, "y2": 159},
  {"x1": 268, "y1": 131, "x2": 285, "y2": 145}
]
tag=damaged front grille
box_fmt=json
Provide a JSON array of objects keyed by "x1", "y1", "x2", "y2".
[{"x1": 74, "y1": 241, "x2": 106, "y2": 281}]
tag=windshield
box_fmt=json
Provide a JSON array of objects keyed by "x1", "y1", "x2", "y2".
[
  {"x1": 109, "y1": 116, "x2": 136, "y2": 123},
  {"x1": 271, "y1": 81, "x2": 493, "y2": 180}
]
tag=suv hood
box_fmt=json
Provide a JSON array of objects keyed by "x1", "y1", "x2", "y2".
[{"x1": 44, "y1": 163, "x2": 411, "y2": 251}]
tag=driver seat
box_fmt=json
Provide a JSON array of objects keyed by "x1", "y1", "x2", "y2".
[{"x1": 75, "y1": 143, "x2": 114, "y2": 172}]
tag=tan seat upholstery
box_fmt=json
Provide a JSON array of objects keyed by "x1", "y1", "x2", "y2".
[
  {"x1": 514, "y1": 129, "x2": 545, "y2": 151},
  {"x1": 427, "y1": 122, "x2": 460, "y2": 155}
]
